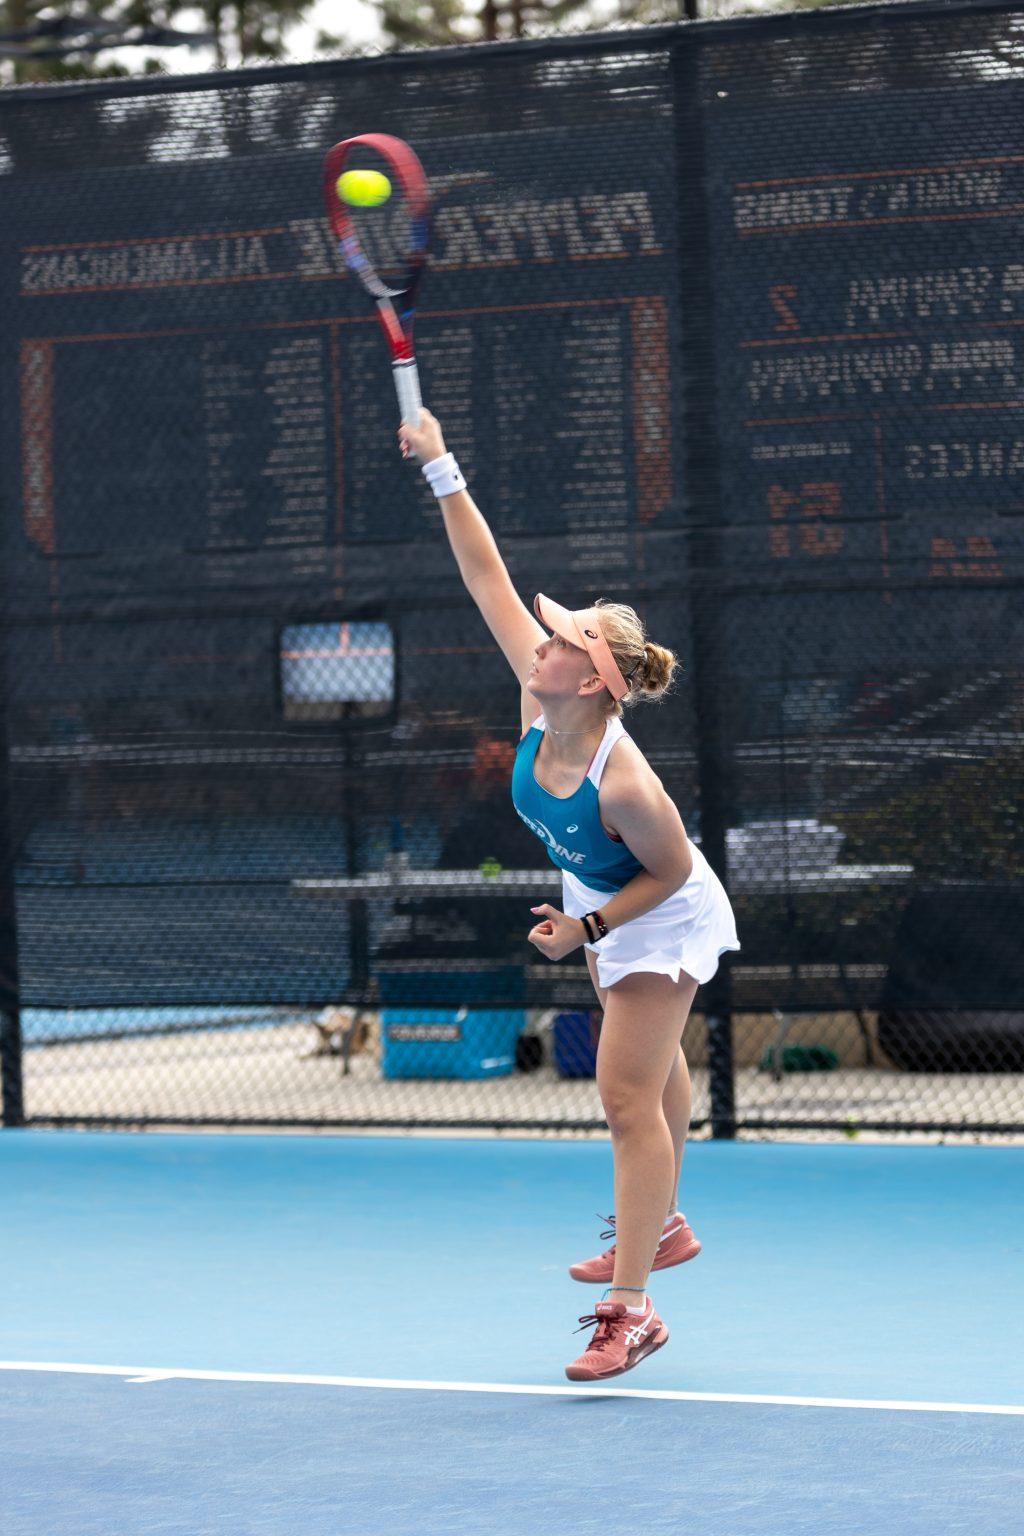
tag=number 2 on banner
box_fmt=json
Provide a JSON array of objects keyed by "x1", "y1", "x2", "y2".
[{"x1": 322, "y1": 133, "x2": 431, "y2": 426}]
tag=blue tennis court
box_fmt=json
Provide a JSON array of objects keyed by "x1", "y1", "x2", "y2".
[{"x1": 2, "y1": 1130, "x2": 1021, "y2": 1535}]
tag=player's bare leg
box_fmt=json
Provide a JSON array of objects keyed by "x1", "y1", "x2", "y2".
[
  {"x1": 585, "y1": 949, "x2": 693, "y2": 1227},
  {"x1": 595, "y1": 969, "x2": 699, "y2": 1308}
]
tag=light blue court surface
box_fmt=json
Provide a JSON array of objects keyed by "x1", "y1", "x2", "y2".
[{"x1": 2, "y1": 1132, "x2": 1022, "y2": 1535}]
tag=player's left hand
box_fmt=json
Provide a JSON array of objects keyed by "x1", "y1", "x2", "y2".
[{"x1": 527, "y1": 904, "x2": 587, "y2": 962}]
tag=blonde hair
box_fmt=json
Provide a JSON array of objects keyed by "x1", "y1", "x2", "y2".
[{"x1": 591, "y1": 598, "x2": 681, "y2": 718}]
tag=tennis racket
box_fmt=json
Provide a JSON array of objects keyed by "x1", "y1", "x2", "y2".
[{"x1": 322, "y1": 132, "x2": 430, "y2": 426}]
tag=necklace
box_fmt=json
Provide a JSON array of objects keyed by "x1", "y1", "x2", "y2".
[{"x1": 546, "y1": 723, "x2": 605, "y2": 737}]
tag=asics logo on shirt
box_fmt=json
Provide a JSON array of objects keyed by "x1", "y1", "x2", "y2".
[
  {"x1": 514, "y1": 808, "x2": 586, "y2": 865},
  {"x1": 567, "y1": 824, "x2": 578, "y2": 834}
]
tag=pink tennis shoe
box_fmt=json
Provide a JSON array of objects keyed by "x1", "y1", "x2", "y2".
[
  {"x1": 565, "y1": 1296, "x2": 669, "y2": 1381},
  {"x1": 569, "y1": 1210, "x2": 701, "y2": 1283}
]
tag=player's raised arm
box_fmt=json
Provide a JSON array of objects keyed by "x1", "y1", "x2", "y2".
[{"x1": 399, "y1": 407, "x2": 545, "y2": 687}]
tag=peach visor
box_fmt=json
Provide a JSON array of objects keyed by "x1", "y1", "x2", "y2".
[{"x1": 533, "y1": 593, "x2": 632, "y2": 702}]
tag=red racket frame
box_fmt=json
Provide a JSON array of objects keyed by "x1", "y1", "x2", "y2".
[{"x1": 322, "y1": 133, "x2": 430, "y2": 423}]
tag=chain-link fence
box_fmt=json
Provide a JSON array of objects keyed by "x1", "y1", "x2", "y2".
[{"x1": 1, "y1": 0, "x2": 1022, "y2": 1135}]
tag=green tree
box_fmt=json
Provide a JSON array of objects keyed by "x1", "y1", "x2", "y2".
[
  {"x1": 370, "y1": 0, "x2": 885, "y2": 50},
  {"x1": 1, "y1": 0, "x2": 322, "y2": 86},
  {"x1": 375, "y1": 0, "x2": 622, "y2": 49},
  {"x1": 3, "y1": 0, "x2": 142, "y2": 83},
  {"x1": 205, "y1": 0, "x2": 314, "y2": 66}
]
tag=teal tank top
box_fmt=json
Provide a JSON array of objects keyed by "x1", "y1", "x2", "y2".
[{"x1": 511, "y1": 712, "x2": 644, "y2": 895}]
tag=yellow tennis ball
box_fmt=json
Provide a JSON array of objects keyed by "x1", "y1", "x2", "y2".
[{"x1": 337, "y1": 169, "x2": 392, "y2": 208}]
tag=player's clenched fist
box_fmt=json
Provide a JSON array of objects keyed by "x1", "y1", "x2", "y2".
[
  {"x1": 398, "y1": 407, "x2": 447, "y2": 465},
  {"x1": 528, "y1": 904, "x2": 588, "y2": 963}
]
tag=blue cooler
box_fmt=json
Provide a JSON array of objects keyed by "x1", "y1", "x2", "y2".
[
  {"x1": 553, "y1": 1009, "x2": 600, "y2": 1078},
  {"x1": 378, "y1": 963, "x2": 526, "y2": 1080},
  {"x1": 381, "y1": 1007, "x2": 524, "y2": 1079}
]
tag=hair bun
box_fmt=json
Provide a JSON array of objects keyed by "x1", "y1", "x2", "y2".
[
  {"x1": 590, "y1": 598, "x2": 681, "y2": 713},
  {"x1": 638, "y1": 641, "x2": 677, "y2": 696}
]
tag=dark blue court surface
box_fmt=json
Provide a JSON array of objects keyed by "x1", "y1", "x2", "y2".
[{"x1": 2, "y1": 1131, "x2": 1022, "y2": 1535}]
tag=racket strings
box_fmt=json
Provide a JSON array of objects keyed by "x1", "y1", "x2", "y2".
[{"x1": 343, "y1": 167, "x2": 420, "y2": 293}]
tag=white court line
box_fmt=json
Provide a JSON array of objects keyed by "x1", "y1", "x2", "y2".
[{"x1": 1, "y1": 1361, "x2": 1022, "y2": 1417}]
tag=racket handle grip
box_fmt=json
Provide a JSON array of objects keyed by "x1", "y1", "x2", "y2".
[{"x1": 393, "y1": 359, "x2": 422, "y2": 427}]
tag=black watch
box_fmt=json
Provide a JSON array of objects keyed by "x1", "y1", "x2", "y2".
[{"x1": 586, "y1": 909, "x2": 609, "y2": 941}]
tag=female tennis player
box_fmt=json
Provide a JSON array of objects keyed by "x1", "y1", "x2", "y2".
[{"x1": 399, "y1": 408, "x2": 741, "y2": 1382}]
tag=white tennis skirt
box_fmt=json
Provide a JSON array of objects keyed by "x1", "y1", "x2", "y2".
[{"x1": 561, "y1": 838, "x2": 741, "y2": 991}]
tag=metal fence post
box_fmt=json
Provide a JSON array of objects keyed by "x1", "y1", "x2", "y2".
[
  {"x1": 0, "y1": 1011, "x2": 24, "y2": 1128},
  {"x1": 673, "y1": 33, "x2": 738, "y2": 1138},
  {"x1": 0, "y1": 621, "x2": 23, "y2": 1128},
  {"x1": 343, "y1": 717, "x2": 370, "y2": 1002}
]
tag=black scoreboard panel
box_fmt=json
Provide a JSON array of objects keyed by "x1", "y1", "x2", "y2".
[
  {"x1": 4, "y1": 32, "x2": 1023, "y2": 699},
  {"x1": 7, "y1": 122, "x2": 680, "y2": 634},
  {"x1": 701, "y1": 59, "x2": 1024, "y2": 672},
  {"x1": 10, "y1": 51, "x2": 1024, "y2": 643}
]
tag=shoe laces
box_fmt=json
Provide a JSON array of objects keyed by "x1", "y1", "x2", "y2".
[
  {"x1": 573, "y1": 1309, "x2": 623, "y2": 1346},
  {"x1": 599, "y1": 1210, "x2": 684, "y2": 1243}
]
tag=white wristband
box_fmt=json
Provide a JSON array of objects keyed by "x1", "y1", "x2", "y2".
[{"x1": 421, "y1": 452, "x2": 466, "y2": 499}]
